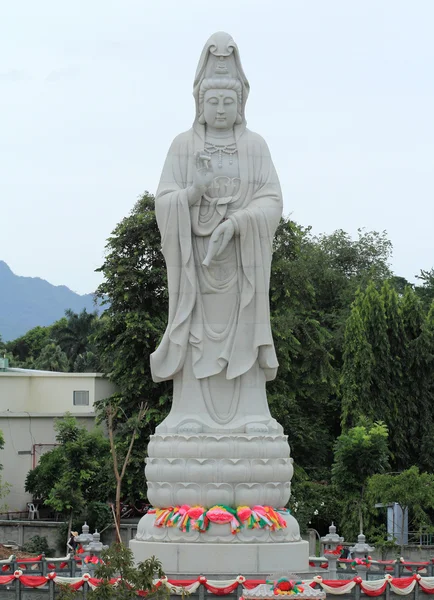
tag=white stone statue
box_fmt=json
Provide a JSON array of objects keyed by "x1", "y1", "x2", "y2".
[
  {"x1": 151, "y1": 31, "x2": 283, "y2": 436},
  {"x1": 131, "y1": 33, "x2": 309, "y2": 574}
]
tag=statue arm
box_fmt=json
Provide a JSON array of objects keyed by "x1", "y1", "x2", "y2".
[{"x1": 229, "y1": 138, "x2": 283, "y2": 240}]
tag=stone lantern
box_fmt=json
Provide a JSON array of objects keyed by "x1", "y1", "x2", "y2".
[
  {"x1": 76, "y1": 524, "x2": 108, "y2": 576},
  {"x1": 349, "y1": 533, "x2": 374, "y2": 580},
  {"x1": 75, "y1": 522, "x2": 93, "y2": 547},
  {"x1": 321, "y1": 523, "x2": 344, "y2": 579}
]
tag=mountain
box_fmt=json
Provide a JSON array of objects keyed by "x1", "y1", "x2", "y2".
[{"x1": 0, "y1": 261, "x2": 98, "y2": 341}]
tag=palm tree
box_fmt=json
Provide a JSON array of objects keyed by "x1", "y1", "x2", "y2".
[
  {"x1": 34, "y1": 343, "x2": 69, "y2": 372},
  {"x1": 55, "y1": 309, "x2": 98, "y2": 368}
]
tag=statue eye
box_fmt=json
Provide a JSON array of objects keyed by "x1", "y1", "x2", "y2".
[
  {"x1": 224, "y1": 98, "x2": 235, "y2": 105},
  {"x1": 207, "y1": 98, "x2": 219, "y2": 105}
]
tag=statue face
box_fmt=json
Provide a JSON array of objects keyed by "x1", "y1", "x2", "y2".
[{"x1": 203, "y1": 89, "x2": 238, "y2": 129}]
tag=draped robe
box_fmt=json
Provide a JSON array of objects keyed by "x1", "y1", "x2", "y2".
[{"x1": 151, "y1": 123, "x2": 283, "y2": 433}]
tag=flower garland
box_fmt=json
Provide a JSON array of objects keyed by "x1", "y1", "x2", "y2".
[
  {"x1": 3, "y1": 573, "x2": 433, "y2": 597},
  {"x1": 151, "y1": 505, "x2": 289, "y2": 534}
]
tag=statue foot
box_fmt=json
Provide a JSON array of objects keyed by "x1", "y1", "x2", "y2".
[
  {"x1": 178, "y1": 421, "x2": 203, "y2": 434},
  {"x1": 245, "y1": 422, "x2": 268, "y2": 434}
]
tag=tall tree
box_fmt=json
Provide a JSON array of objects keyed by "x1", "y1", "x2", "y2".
[
  {"x1": 340, "y1": 300, "x2": 374, "y2": 430},
  {"x1": 399, "y1": 287, "x2": 431, "y2": 469},
  {"x1": 359, "y1": 283, "x2": 392, "y2": 421},
  {"x1": 268, "y1": 219, "x2": 337, "y2": 477},
  {"x1": 94, "y1": 193, "x2": 171, "y2": 500},
  {"x1": 6, "y1": 325, "x2": 52, "y2": 365},
  {"x1": 25, "y1": 415, "x2": 114, "y2": 542},
  {"x1": 332, "y1": 419, "x2": 389, "y2": 539},
  {"x1": 55, "y1": 309, "x2": 99, "y2": 369},
  {"x1": 415, "y1": 268, "x2": 434, "y2": 310},
  {"x1": 381, "y1": 282, "x2": 408, "y2": 467},
  {"x1": 34, "y1": 343, "x2": 69, "y2": 372}
]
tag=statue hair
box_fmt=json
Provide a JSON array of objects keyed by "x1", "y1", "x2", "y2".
[{"x1": 197, "y1": 77, "x2": 243, "y2": 125}]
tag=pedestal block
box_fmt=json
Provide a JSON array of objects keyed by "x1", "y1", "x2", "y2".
[
  {"x1": 145, "y1": 433, "x2": 293, "y2": 508},
  {"x1": 131, "y1": 432, "x2": 309, "y2": 574}
]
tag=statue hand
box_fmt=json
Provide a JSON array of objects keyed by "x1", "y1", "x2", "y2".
[
  {"x1": 192, "y1": 151, "x2": 214, "y2": 192},
  {"x1": 202, "y1": 219, "x2": 235, "y2": 266}
]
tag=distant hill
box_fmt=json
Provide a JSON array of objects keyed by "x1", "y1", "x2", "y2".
[{"x1": 0, "y1": 261, "x2": 99, "y2": 341}]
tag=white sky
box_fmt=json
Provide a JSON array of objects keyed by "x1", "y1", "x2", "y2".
[{"x1": 1, "y1": 0, "x2": 433, "y2": 295}]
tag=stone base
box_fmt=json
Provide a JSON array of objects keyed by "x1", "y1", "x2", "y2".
[
  {"x1": 129, "y1": 538, "x2": 310, "y2": 575},
  {"x1": 135, "y1": 511, "x2": 302, "y2": 543}
]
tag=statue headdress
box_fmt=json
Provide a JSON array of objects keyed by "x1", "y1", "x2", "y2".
[{"x1": 193, "y1": 32, "x2": 250, "y2": 127}]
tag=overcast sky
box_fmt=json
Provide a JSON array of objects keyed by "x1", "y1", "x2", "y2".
[{"x1": 1, "y1": 0, "x2": 433, "y2": 295}]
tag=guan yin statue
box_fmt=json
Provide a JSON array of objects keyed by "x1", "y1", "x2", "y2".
[{"x1": 130, "y1": 32, "x2": 309, "y2": 574}]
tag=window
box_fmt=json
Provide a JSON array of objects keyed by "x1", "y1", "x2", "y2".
[{"x1": 73, "y1": 390, "x2": 90, "y2": 406}]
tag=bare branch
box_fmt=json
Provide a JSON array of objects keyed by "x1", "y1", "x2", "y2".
[
  {"x1": 107, "y1": 404, "x2": 120, "y2": 482},
  {"x1": 119, "y1": 402, "x2": 147, "y2": 481}
]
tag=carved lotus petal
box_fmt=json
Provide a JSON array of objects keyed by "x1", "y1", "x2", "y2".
[
  {"x1": 220, "y1": 458, "x2": 250, "y2": 482},
  {"x1": 203, "y1": 482, "x2": 234, "y2": 507},
  {"x1": 147, "y1": 482, "x2": 173, "y2": 508},
  {"x1": 172, "y1": 483, "x2": 202, "y2": 507}
]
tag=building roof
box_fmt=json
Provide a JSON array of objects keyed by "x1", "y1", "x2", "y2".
[{"x1": 0, "y1": 368, "x2": 105, "y2": 378}]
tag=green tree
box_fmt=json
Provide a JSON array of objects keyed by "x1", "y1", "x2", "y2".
[
  {"x1": 94, "y1": 193, "x2": 171, "y2": 500},
  {"x1": 368, "y1": 466, "x2": 434, "y2": 555},
  {"x1": 55, "y1": 309, "x2": 99, "y2": 369},
  {"x1": 340, "y1": 302, "x2": 374, "y2": 429},
  {"x1": 289, "y1": 466, "x2": 341, "y2": 534},
  {"x1": 88, "y1": 543, "x2": 167, "y2": 600},
  {"x1": 73, "y1": 350, "x2": 101, "y2": 373},
  {"x1": 309, "y1": 228, "x2": 393, "y2": 339},
  {"x1": 399, "y1": 287, "x2": 433, "y2": 470},
  {"x1": 268, "y1": 219, "x2": 337, "y2": 478},
  {"x1": 25, "y1": 415, "x2": 114, "y2": 541},
  {"x1": 359, "y1": 283, "x2": 392, "y2": 421},
  {"x1": 6, "y1": 325, "x2": 52, "y2": 365},
  {"x1": 332, "y1": 419, "x2": 389, "y2": 538},
  {"x1": 415, "y1": 268, "x2": 434, "y2": 310},
  {"x1": 381, "y1": 282, "x2": 408, "y2": 468},
  {"x1": 106, "y1": 401, "x2": 148, "y2": 541},
  {"x1": 33, "y1": 343, "x2": 69, "y2": 372}
]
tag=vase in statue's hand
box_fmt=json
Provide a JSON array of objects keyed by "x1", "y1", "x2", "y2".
[
  {"x1": 202, "y1": 218, "x2": 235, "y2": 266},
  {"x1": 188, "y1": 151, "x2": 214, "y2": 206}
]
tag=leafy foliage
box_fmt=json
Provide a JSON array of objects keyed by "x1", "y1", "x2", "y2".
[
  {"x1": 368, "y1": 466, "x2": 434, "y2": 553},
  {"x1": 94, "y1": 193, "x2": 171, "y2": 499},
  {"x1": 56, "y1": 308, "x2": 100, "y2": 369},
  {"x1": 33, "y1": 343, "x2": 69, "y2": 372},
  {"x1": 25, "y1": 415, "x2": 115, "y2": 519},
  {"x1": 22, "y1": 535, "x2": 55, "y2": 556},
  {"x1": 332, "y1": 419, "x2": 389, "y2": 538},
  {"x1": 86, "y1": 543, "x2": 167, "y2": 600}
]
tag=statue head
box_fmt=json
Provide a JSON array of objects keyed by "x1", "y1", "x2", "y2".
[
  {"x1": 198, "y1": 77, "x2": 243, "y2": 128},
  {"x1": 193, "y1": 32, "x2": 249, "y2": 128}
]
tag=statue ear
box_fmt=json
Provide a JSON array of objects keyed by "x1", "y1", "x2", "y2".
[
  {"x1": 198, "y1": 112, "x2": 206, "y2": 124},
  {"x1": 235, "y1": 112, "x2": 243, "y2": 124}
]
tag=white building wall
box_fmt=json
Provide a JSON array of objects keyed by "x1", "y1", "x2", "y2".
[{"x1": 0, "y1": 369, "x2": 116, "y2": 511}]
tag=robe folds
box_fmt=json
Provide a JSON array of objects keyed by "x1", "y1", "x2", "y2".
[{"x1": 150, "y1": 123, "x2": 283, "y2": 389}]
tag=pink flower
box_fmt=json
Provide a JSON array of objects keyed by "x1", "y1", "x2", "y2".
[
  {"x1": 187, "y1": 506, "x2": 204, "y2": 520},
  {"x1": 207, "y1": 508, "x2": 233, "y2": 524},
  {"x1": 237, "y1": 507, "x2": 252, "y2": 521}
]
